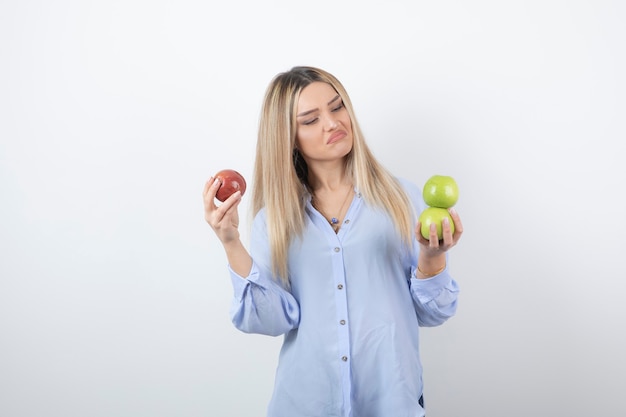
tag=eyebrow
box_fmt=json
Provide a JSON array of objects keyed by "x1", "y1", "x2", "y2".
[{"x1": 296, "y1": 94, "x2": 341, "y2": 117}]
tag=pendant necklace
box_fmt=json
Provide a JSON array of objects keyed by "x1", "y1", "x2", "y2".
[{"x1": 313, "y1": 185, "x2": 354, "y2": 232}]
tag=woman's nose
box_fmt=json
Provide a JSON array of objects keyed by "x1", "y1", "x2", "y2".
[{"x1": 322, "y1": 113, "x2": 339, "y2": 131}]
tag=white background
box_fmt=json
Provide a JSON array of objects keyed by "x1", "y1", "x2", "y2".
[{"x1": 1, "y1": 1, "x2": 625, "y2": 416}]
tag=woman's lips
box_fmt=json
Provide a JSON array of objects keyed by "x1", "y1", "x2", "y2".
[{"x1": 327, "y1": 130, "x2": 347, "y2": 144}]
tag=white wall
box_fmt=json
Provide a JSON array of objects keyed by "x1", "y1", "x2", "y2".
[{"x1": 1, "y1": 1, "x2": 624, "y2": 416}]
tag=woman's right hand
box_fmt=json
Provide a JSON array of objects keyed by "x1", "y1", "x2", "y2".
[{"x1": 203, "y1": 177, "x2": 243, "y2": 245}]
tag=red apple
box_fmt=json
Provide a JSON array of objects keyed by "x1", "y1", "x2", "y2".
[
  {"x1": 214, "y1": 169, "x2": 247, "y2": 202},
  {"x1": 418, "y1": 206, "x2": 455, "y2": 240}
]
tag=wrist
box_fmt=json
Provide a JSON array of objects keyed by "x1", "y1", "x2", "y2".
[
  {"x1": 416, "y1": 254, "x2": 446, "y2": 278},
  {"x1": 416, "y1": 263, "x2": 445, "y2": 278},
  {"x1": 222, "y1": 237, "x2": 243, "y2": 253}
]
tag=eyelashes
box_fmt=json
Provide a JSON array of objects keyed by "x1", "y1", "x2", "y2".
[
  {"x1": 331, "y1": 102, "x2": 345, "y2": 112},
  {"x1": 302, "y1": 102, "x2": 345, "y2": 125}
]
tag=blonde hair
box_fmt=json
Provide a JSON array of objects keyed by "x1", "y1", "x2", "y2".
[{"x1": 252, "y1": 66, "x2": 414, "y2": 285}]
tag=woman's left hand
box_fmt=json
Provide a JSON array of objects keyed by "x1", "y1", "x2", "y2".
[
  {"x1": 416, "y1": 207, "x2": 464, "y2": 258},
  {"x1": 414, "y1": 208, "x2": 463, "y2": 278}
]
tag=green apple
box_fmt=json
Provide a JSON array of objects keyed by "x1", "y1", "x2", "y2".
[
  {"x1": 422, "y1": 175, "x2": 459, "y2": 208},
  {"x1": 418, "y1": 207, "x2": 455, "y2": 240}
]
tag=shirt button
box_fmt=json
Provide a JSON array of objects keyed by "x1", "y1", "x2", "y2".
[
  {"x1": 337, "y1": 284, "x2": 343, "y2": 290},
  {"x1": 341, "y1": 356, "x2": 348, "y2": 362},
  {"x1": 344, "y1": 219, "x2": 350, "y2": 224},
  {"x1": 334, "y1": 247, "x2": 340, "y2": 252},
  {"x1": 340, "y1": 320, "x2": 346, "y2": 325}
]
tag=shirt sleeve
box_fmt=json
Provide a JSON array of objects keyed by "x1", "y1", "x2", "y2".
[
  {"x1": 398, "y1": 176, "x2": 461, "y2": 327},
  {"x1": 228, "y1": 210, "x2": 300, "y2": 337},
  {"x1": 408, "y1": 265, "x2": 460, "y2": 327}
]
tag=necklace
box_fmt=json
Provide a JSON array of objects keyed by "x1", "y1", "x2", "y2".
[{"x1": 312, "y1": 185, "x2": 354, "y2": 232}]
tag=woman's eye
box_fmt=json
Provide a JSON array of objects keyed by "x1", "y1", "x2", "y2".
[
  {"x1": 303, "y1": 118, "x2": 318, "y2": 125},
  {"x1": 332, "y1": 102, "x2": 344, "y2": 112}
]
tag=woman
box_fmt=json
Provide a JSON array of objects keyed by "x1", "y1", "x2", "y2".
[{"x1": 203, "y1": 66, "x2": 463, "y2": 417}]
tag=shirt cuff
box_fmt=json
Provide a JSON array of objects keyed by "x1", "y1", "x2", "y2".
[
  {"x1": 229, "y1": 262, "x2": 256, "y2": 302},
  {"x1": 229, "y1": 261, "x2": 276, "y2": 302},
  {"x1": 409, "y1": 266, "x2": 455, "y2": 303}
]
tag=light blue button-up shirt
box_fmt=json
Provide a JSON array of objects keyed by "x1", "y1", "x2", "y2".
[{"x1": 229, "y1": 178, "x2": 459, "y2": 417}]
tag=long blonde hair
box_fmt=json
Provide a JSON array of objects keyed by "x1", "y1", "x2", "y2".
[{"x1": 252, "y1": 66, "x2": 414, "y2": 285}]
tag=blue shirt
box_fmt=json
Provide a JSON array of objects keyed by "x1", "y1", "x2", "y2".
[{"x1": 228, "y1": 179, "x2": 459, "y2": 417}]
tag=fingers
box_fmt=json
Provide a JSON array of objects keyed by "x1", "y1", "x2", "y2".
[
  {"x1": 415, "y1": 208, "x2": 463, "y2": 253},
  {"x1": 428, "y1": 221, "x2": 441, "y2": 248},
  {"x1": 219, "y1": 191, "x2": 243, "y2": 215},
  {"x1": 203, "y1": 177, "x2": 220, "y2": 206},
  {"x1": 204, "y1": 176, "x2": 237, "y2": 223},
  {"x1": 449, "y1": 207, "x2": 464, "y2": 239},
  {"x1": 440, "y1": 216, "x2": 454, "y2": 249},
  {"x1": 203, "y1": 175, "x2": 244, "y2": 246},
  {"x1": 415, "y1": 220, "x2": 441, "y2": 249},
  {"x1": 202, "y1": 176, "x2": 214, "y2": 196},
  {"x1": 208, "y1": 189, "x2": 242, "y2": 224},
  {"x1": 415, "y1": 220, "x2": 431, "y2": 246}
]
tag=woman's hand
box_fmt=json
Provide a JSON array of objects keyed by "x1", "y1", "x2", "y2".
[
  {"x1": 203, "y1": 177, "x2": 243, "y2": 245},
  {"x1": 416, "y1": 208, "x2": 463, "y2": 255},
  {"x1": 202, "y1": 177, "x2": 253, "y2": 277},
  {"x1": 415, "y1": 208, "x2": 464, "y2": 277}
]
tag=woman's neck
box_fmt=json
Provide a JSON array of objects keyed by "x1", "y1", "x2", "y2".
[{"x1": 307, "y1": 162, "x2": 349, "y2": 193}]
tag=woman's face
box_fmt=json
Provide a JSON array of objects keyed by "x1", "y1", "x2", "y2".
[{"x1": 295, "y1": 82, "x2": 353, "y2": 164}]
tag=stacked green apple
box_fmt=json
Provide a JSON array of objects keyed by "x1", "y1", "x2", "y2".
[{"x1": 418, "y1": 175, "x2": 459, "y2": 240}]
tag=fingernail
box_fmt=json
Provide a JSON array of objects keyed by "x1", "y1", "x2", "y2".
[
  {"x1": 449, "y1": 207, "x2": 457, "y2": 215},
  {"x1": 213, "y1": 178, "x2": 221, "y2": 187}
]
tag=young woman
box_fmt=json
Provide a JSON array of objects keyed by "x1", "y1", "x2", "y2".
[{"x1": 203, "y1": 66, "x2": 463, "y2": 417}]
